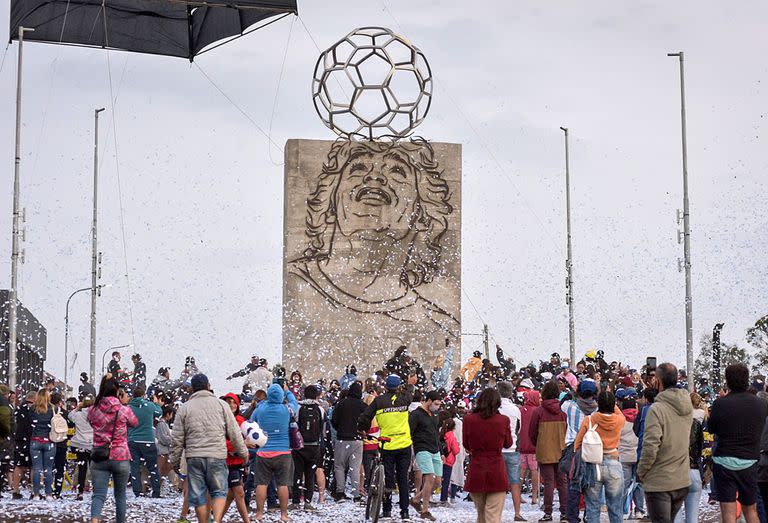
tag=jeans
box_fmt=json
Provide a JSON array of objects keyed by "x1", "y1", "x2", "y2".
[
  {"x1": 540, "y1": 462, "x2": 567, "y2": 516},
  {"x1": 129, "y1": 441, "x2": 160, "y2": 497},
  {"x1": 440, "y1": 464, "x2": 453, "y2": 502},
  {"x1": 502, "y1": 452, "x2": 521, "y2": 485},
  {"x1": 566, "y1": 483, "x2": 582, "y2": 523},
  {"x1": 621, "y1": 462, "x2": 645, "y2": 513},
  {"x1": 29, "y1": 440, "x2": 55, "y2": 496},
  {"x1": 645, "y1": 486, "x2": 689, "y2": 523},
  {"x1": 586, "y1": 457, "x2": 624, "y2": 523},
  {"x1": 91, "y1": 459, "x2": 130, "y2": 523},
  {"x1": 673, "y1": 469, "x2": 702, "y2": 523},
  {"x1": 186, "y1": 457, "x2": 228, "y2": 507},
  {"x1": 382, "y1": 446, "x2": 412, "y2": 515}
]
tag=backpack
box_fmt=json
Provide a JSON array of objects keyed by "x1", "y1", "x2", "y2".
[
  {"x1": 49, "y1": 407, "x2": 69, "y2": 443},
  {"x1": 580, "y1": 417, "x2": 603, "y2": 464},
  {"x1": 298, "y1": 403, "x2": 323, "y2": 443}
]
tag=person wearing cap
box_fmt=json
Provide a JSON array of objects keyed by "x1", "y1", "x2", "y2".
[
  {"x1": 129, "y1": 354, "x2": 147, "y2": 392},
  {"x1": 358, "y1": 374, "x2": 413, "y2": 520},
  {"x1": 460, "y1": 351, "x2": 484, "y2": 383},
  {"x1": 560, "y1": 379, "x2": 597, "y2": 523},
  {"x1": 226, "y1": 356, "x2": 261, "y2": 382},
  {"x1": 557, "y1": 363, "x2": 578, "y2": 391},
  {"x1": 170, "y1": 374, "x2": 247, "y2": 523}
]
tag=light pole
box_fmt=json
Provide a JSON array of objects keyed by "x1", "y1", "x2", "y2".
[
  {"x1": 560, "y1": 127, "x2": 577, "y2": 369},
  {"x1": 102, "y1": 344, "x2": 132, "y2": 380},
  {"x1": 64, "y1": 287, "x2": 90, "y2": 394},
  {"x1": 91, "y1": 108, "x2": 105, "y2": 383},
  {"x1": 8, "y1": 26, "x2": 34, "y2": 391},
  {"x1": 668, "y1": 51, "x2": 694, "y2": 391}
]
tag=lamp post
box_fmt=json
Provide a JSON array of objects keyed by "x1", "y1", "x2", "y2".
[
  {"x1": 8, "y1": 26, "x2": 34, "y2": 391},
  {"x1": 102, "y1": 344, "x2": 132, "y2": 380},
  {"x1": 560, "y1": 127, "x2": 576, "y2": 369},
  {"x1": 667, "y1": 51, "x2": 694, "y2": 391},
  {"x1": 90, "y1": 108, "x2": 105, "y2": 382},
  {"x1": 64, "y1": 287, "x2": 90, "y2": 393}
]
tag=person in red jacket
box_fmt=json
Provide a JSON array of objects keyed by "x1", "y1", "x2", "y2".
[
  {"x1": 519, "y1": 389, "x2": 541, "y2": 505},
  {"x1": 221, "y1": 393, "x2": 251, "y2": 523},
  {"x1": 439, "y1": 418, "x2": 461, "y2": 504},
  {"x1": 463, "y1": 388, "x2": 512, "y2": 523},
  {"x1": 529, "y1": 381, "x2": 568, "y2": 521}
]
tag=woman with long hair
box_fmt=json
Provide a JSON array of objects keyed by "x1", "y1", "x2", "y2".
[
  {"x1": 87, "y1": 374, "x2": 138, "y2": 523},
  {"x1": 462, "y1": 387, "x2": 512, "y2": 523},
  {"x1": 29, "y1": 389, "x2": 54, "y2": 500},
  {"x1": 439, "y1": 418, "x2": 460, "y2": 505}
]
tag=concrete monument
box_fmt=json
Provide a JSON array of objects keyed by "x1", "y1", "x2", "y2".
[{"x1": 282, "y1": 27, "x2": 461, "y2": 380}]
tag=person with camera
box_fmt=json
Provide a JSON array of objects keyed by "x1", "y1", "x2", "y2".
[
  {"x1": 249, "y1": 377, "x2": 298, "y2": 523},
  {"x1": 87, "y1": 375, "x2": 139, "y2": 523}
]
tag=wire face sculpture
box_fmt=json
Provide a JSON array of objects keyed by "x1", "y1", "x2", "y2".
[{"x1": 312, "y1": 27, "x2": 433, "y2": 140}]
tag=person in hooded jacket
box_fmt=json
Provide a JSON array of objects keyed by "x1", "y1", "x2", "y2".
[
  {"x1": 331, "y1": 381, "x2": 367, "y2": 502},
  {"x1": 637, "y1": 363, "x2": 693, "y2": 523},
  {"x1": 88, "y1": 375, "x2": 139, "y2": 523},
  {"x1": 250, "y1": 382, "x2": 298, "y2": 523},
  {"x1": 618, "y1": 395, "x2": 645, "y2": 519},
  {"x1": 574, "y1": 390, "x2": 625, "y2": 523},
  {"x1": 529, "y1": 381, "x2": 567, "y2": 521},
  {"x1": 460, "y1": 351, "x2": 483, "y2": 383},
  {"x1": 519, "y1": 389, "x2": 541, "y2": 505},
  {"x1": 220, "y1": 393, "x2": 251, "y2": 523},
  {"x1": 127, "y1": 385, "x2": 162, "y2": 498}
]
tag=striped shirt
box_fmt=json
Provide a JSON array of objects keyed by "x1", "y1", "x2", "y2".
[{"x1": 562, "y1": 400, "x2": 586, "y2": 446}]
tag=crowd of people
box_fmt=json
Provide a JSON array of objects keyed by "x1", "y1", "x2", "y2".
[{"x1": 2, "y1": 345, "x2": 768, "y2": 523}]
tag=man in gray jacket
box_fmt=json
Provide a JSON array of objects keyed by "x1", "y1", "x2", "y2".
[
  {"x1": 637, "y1": 363, "x2": 693, "y2": 523},
  {"x1": 170, "y1": 374, "x2": 247, "y2": 523}
]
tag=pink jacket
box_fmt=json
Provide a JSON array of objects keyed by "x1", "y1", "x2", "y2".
[
  {"x1": 557, "y1": 371, "x2": 578, "y2": 390},
  {"x1": 87, "y1": 396, "x2": 138, "y2": 461},
  {"x1": 443, "y1": 429, "x2": 461, "y2": 467}
]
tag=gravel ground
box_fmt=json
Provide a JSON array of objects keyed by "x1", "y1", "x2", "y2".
[{"x1": 0, "y1": 489, "x2": 721, "y2": 522}]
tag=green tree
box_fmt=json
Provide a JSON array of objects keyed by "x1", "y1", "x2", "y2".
[
  {"x1": 748, "y1": 315, "x2": 768, "y2": 375},
  {"x1": 694, "y1": 332, "x2": 751, "y2": 385}
]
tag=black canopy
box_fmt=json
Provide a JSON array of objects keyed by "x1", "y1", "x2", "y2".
[{"x1": 10, "y1": 0, "x2": 297, "y2": 60}]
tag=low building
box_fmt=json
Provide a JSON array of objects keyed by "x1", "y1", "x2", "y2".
[{"x1": 0, "y1": 290, "x2": 47, "y2": 392}]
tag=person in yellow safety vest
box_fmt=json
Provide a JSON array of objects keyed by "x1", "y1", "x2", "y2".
[
  {"x1": 460, "y1": 351, "x2": 484, "y2": 383},
  {"x1": 358, "y1": 375, "x2": 413, "y2": 519}
]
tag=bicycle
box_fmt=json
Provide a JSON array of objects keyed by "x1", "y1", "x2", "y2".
[{"x1": 365, "y1": 436, "x2": 390, "y2": 523}]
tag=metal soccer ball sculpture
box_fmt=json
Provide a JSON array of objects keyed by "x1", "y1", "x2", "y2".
[{"x1": 312, "y1": 27, "x2": 433, "y2": 140}]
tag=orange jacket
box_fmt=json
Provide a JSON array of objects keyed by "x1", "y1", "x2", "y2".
[{"x1": 574, "y1": 406, "x2": 625, "y2": 454}]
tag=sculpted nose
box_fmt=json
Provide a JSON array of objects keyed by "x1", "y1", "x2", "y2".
[{"x1": 363, "y1": 168, "x2": 387, "y2": 186}]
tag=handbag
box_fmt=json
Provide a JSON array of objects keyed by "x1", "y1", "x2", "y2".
[
  {"x1": 91, "y1": 409, "x2": 120, "y2": 463},
  {"x1": 288, "y1": 406, "x2": 304, "y2": 450}
]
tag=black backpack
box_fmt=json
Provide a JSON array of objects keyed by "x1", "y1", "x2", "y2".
[{"x1": 298, "y1": 403, "x2": 323, "y2": 443}]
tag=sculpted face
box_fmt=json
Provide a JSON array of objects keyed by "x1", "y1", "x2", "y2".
[{"x1": 335, "y1": 149, "x2": 419, "y2": 241}]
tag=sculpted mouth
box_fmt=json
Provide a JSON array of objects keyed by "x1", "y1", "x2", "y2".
[{"x1": 355, "y1": 186, "x2": 392, "y2": 205}]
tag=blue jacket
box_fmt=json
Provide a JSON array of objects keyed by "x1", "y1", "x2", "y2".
[
  {"x1": 128, "y1": 397, "x2": 162, "y2": 443},
  {"x1": 635, "y1": 404, "x2": 650, "y2": 460},
  {"x1": 430, "y1": 347, "x2": 455, "y2": 391},
  {"x1": 250, "y1": 384, "x2": 298, "y2": 453}
]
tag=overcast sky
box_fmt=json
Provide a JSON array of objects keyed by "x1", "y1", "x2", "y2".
[{"x1": 0, "y1": 1, "x2": 765, "y2": 391}]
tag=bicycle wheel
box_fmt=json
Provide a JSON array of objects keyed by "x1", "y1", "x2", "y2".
[{"x1": 367, "y1": 463, "x2": 385, "y2": 523}]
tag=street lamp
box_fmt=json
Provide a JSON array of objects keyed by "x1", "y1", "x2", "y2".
[
  {"x1": 64, "y1": 283, "x2": 108, "y2": 394},
  {"x1": 64, "y1": 287, "x2": 89, "y2": 393},
  {"x1": 102, "y1": 344, "x2": 132, "y2": 380},
  {"x1": 667, "y1": 51, "x2": 694, "y2": 391}
]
